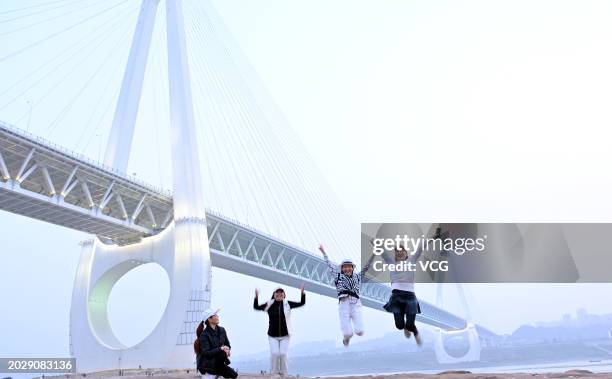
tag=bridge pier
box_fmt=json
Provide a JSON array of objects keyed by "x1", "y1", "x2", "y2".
[
  {"x1": 433, "y1": 323, "x2": 481, "y2": 364},
  {"x1": 70, "y1": 218, "x2": 211, "y2": 372}
]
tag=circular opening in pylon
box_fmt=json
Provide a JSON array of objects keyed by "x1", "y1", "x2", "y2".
[
  {"x1": 107, "y1": 262, "x2": 170, "y2": 348},
  {"x1": 442, "y1": 334, "x2": 471, "y2": 358}
]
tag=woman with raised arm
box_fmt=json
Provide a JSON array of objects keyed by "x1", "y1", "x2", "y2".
[
  {"x1": 253, "y1": 284, "x2": 306, "y2": 377},
  {"x1": 381, "y1": 242, "x2": 424, "y2": 345},
  {"x1": 318, "y1": 243, "x2": 375, "y2": 347},
  {"x1": 379, "y1": 227, "x2": 442, "y2": 346}
]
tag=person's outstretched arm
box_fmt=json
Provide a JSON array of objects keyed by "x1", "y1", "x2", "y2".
[
  {"x1": 370, "y1": 238, "x2": 394, "y2": 264},
  {"x1": 359, "y1": 252, "x2": 377, "y2": 277},
  {"x1": 288, "y1": 283, "x2": 306, "y2": 308},
  {"x1": 253, "y1": 288, "x2": 266, "y2": 311},
  {"x1": 410, "y1": 245, "x2": 424, "y2": 263},
  {"x1": 318, "y1": 244, "x2": 339, "y2": 276},
  {"x1": 410, "y1": 227, "x2": 441, "y2": 263}
]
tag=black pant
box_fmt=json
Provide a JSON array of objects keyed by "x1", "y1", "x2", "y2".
[{"x1": 393, "y1": 312, "x2": 418, "y2": 335}]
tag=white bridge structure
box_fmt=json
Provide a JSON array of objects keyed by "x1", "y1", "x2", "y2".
[{"x1": 0, "y1": 0, "x2": 496, "y2": 373}]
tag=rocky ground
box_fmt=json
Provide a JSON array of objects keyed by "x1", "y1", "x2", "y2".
[{"x1": 39, "y1": 368, "x2": 612, "y2": 379}]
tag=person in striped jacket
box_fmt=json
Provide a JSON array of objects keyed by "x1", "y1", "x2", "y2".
[{"x1": 318, "y1": 243, "x2": 375, "y2": 347}]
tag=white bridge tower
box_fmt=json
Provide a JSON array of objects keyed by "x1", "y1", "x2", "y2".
[{"x1": 69, "y1": 0, "x2": 211, "y2": 371}]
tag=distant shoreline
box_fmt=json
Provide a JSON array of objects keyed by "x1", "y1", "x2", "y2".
[{"x1": 233, "y1": 340, "x2": 612, "y2": 377}]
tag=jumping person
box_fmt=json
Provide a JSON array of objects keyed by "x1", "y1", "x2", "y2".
[
  {"x1": 197, "y1": 309, "x2": 238, "y2": 379},
  {"x1": 253, "y1": 284, "x2": 306, "y2": 377},
  {"x1": 381, "y1": 241, "x2": 425, "y2": 346},
  {"x1": 318, "y1": 243, "x2": 375, "y2": 346}
]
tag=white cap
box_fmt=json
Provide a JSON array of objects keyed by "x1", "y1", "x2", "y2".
[
  {"x1": 340, "y1": 258, "x2": 355, "y2": 268},
  {"x1": 202, "y1": 308, "x2": 220, "y2": 321}
]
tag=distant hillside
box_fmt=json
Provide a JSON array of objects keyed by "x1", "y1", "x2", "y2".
[{"x1": 510, "y1": 315, "x2": 612, "y2": 343}]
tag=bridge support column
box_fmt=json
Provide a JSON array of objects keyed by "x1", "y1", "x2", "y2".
[
  {"x1": 71, "y1": 0, "x2": 212, "y2": 372},
  {"x1": 69, "y1": 219, "x2": 211, "y2": 373},
  {"x1": 434, "y1": 323, "x2": 481, "y2": 364}
]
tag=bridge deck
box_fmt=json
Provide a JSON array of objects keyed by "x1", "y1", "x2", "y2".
[
  {"x1": 0, "y1": 121, "x2": 498, "y2": 337},
  {"x1": 0, "y1": 121, "x2": 172, "y2": 244}
]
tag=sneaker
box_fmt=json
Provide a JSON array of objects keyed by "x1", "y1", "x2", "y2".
[
  {"x1": 343, "y1": 335, "x2": 352, "y2": 347},
  {"x1": 414, "y1": 332, "x2": 423, "y2": 346},
  {"x1": 403, "y1": 329, "x2": 412, "y2": 338}
]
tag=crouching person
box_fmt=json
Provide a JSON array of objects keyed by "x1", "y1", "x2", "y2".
[{"x1": 198, "y1": 309, "x2": 238, "y2": 379}]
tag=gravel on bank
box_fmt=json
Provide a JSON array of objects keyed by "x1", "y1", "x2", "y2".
[{"x1": 37, "y1": 368, "x2": 612, "y2": 379}]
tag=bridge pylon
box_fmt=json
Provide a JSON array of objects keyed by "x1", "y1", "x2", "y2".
[
  {"x1": 433, "y1": 323, "x2": 481, "y2": 364},
  {"x1": 70, "y1": 220, "x2": 210, "y2": 371},
  {"x1": 433, "y1": 281, "x2": 481, "y2": 364},
  {"x1": 69, "y1": 0, "x2": 211, "y2": 372}
]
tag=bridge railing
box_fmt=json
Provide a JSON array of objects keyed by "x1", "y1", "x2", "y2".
[
  {"x1": 0, "y1": 121, "x2": 171, "y2": 196},
  {"x1": 0, "y1": 121, "x2": 175, "y2": 244}
]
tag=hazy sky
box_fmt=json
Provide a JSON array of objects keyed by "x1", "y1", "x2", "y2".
[{"x1": 1, "y1": 0, "x2": 612, "y2": 362}]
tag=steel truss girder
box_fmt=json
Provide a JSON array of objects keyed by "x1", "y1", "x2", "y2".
[
  {"x1": 205, "y1": 214, "x2": 470, "y2": 331},
  {"x1": 0, "y1": 122, "x2": 173, "y2": 245}
]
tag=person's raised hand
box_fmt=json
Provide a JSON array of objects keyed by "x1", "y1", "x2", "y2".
[
  {"x1": 434, "y1": 226, "x2": 442, "y2": 239},
  {"x1": 255, "y1": 288, "x2": 259, "y2": 298},
  {"x1": 318, "y1": 243, "x2": 326, "y2": 254},
  {"x1": 299, "y1": 283, "x2": 305, "y2": 294}
]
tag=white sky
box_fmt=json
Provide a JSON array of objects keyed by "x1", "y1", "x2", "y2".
[{"x1": 1, "y1": 0, "x2": 612, "y2": 360}]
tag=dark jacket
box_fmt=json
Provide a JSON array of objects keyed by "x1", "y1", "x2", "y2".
[
  {"x1": 198, "y1": 325, "x2": 234, "y2": 376},
  {"x1": 253, "y1": 293, "x2": 306, "y2": 337}
]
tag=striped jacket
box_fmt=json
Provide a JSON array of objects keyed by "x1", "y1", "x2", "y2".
[{"x1": 322, "y1": 252, "x2": 374, "y2": 299}]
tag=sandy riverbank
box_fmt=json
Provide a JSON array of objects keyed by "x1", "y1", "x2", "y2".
[{"x1": 41, "y1": 368, "x2": 612, "y2": 379}]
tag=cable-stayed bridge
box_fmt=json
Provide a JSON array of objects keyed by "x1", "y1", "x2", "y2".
[
  {"x1": 0, "y1": 119, "x2": 481, "y2": 329},
  {"x1": 0, "y1": 0, "x2": 497, "y2": 372}
]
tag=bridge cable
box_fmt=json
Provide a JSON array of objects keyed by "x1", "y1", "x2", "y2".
[
  {"x1": 186, "y1": 4, "x2": 317, "y2": 248},
  {"x1": 0, "y1": 5, "x2": 137, "y2": 101},
  {"x1": 186, "y1": 1, "x2": 286, "y2": 237},
  {"x1": 186, "y1": 0, "x2": 360, "y2": 262},
  {"x1": 0, "y1": 0, "x2": 112, "y2": 38},
  {"x1": 0, "y1": 0, "x2": 92, "y2": 24},
  {"x1": 0, "y1": 0, "x2": 130, "y2": 63},
  {"x1": 206, "y1": 8, "x2": 360, "y2": 264},
  {"x1": 0, "y1": 0, "x2": 74, "y2": 17},
  {"x1": 5, "y1": 5, "x2": 138, "y2": 130},
  {"x1": 45, "y1": 26, "x2": 136, "y2": 138},
  {"x1": 192, "y1": 2, "x2": 362, "y2": 261},
  {"x1": 189, "y1": 10, "x2": 309, "y2": 245}
]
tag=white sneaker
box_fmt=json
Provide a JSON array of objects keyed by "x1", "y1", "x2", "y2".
[
  {"x1": 415, "y1": 332, "x2": 423, "y2": 346},
  {"x1": 343, "y1": 335, "x2": 352, "y2": 346},
  {"x1": 403, "y1": 329, "x2": 412, "y2": 338}
]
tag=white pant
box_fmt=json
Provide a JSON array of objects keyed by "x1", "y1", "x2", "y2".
[
  {"x1": 202, "y1": 374, "x2": 217, "y2": 379},
  {"x1": 268, "y1": 335, "x2": 290, "y2": 375},
  {"x1": 339, "y1": 297, "x2": 364, "y2": 337}
]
